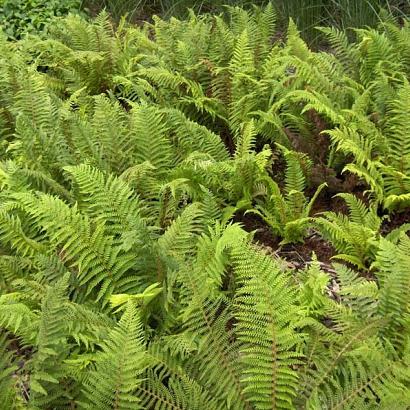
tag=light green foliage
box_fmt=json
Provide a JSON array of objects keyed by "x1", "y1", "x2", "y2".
[
  {"x1": 287, "y1": 22, "x2": 410, "y2": 209},
  {"x1": 0, "y1": 333, "x2": 21, "y2": 409},
  {"x1": 249, "y1": 144, "x2": 326, "y2": 244},
  {"x1": 316, "y1": 193, "x2": 410, "y2": 268},
  {"x1": 0, "y1": 4, "x2": 409, "y2": 409},
  {"x1": 374, "y1": 235, "x2": 410, "y2": 346},
  {"x1": 82, "y1": 302, "x2": 147, "y2": 409}
]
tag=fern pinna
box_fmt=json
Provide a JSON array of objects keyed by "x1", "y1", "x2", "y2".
[{"x1": 0, "y1": 3, "x2": 410, "y2": 409}]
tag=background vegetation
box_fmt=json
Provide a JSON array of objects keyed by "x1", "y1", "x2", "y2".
[
  {"x1": 85, "y1": 0, "x2": 410, "y2": 39},
  {"x1": 2, "y1": 0, "x2": 410, "y2": 41},
  {"x1": 0, "y1": 0, "x2": 84, "y2": 39}
]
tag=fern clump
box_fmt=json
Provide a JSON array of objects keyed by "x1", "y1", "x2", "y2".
[
  {"x1": 316, "y1": 193, "x2": 410, "y2": 268},
  {"x1": 0, "y1": 3, "x2": 410, "y2": 409},
  {"x1": 250, "y1": 144, "x2": 326, "y2": 244}
]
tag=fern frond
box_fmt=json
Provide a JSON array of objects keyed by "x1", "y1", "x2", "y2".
[
  {"x1": 15, "y1": 192, "x2": 137, "y2": 304},
  {"x1": 232, "y1": 243, "x2": 303, "y2": 409},
  {"x1": 130, "y1": 105, "x2": 174, "y2": 174},
  {"x1": 316, "y1": 26, "x2": 359, "y2": 76},
  {"x1": 373, "y1": 236, "x2": 410, "y2": 346},
  {"x1": 314, "y1": 192, "x2": 408, "y2": 269},
  {"x1": 27, "y1": 274, "x2": 77, "y2": 408},
  {"x1": 0, "y1": 332, "x2": 22, "y2": 409},
  {"x1": 64, "y1": 164, "x2": 149, "y2": 237},
  {"x1": 82, "y1": 301, "x2": 147, "y2": 409}
]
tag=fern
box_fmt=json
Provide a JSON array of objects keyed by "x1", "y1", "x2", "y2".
[
  {"x1": 63, "y1": 164, "x2": 149, "y2": 237},
  {"x1": 373, "y1": 236, "x2": 410, "y2": 347},
  {"x1": 27, "y1": 274, "x2": 74, "y2": 408},
  {"x1": 0, "y1": 6, "x2": 410, "y2": 409},
  {"x1": 249, "y1": 144, "x2": 326, "y2": 244},
  {"x1": 14, "y1": 191, "x2": 138, "y2": 304},
  {"x1": 316, "y1": 193, "x2": 410, "y2": 268},
  {"x1": 232, "y1": 242, "x2": 303, "y2": 409},
  {"x1": 0, "y1": 333, "x2": 22, "y2": 409},
  {"x1": 81, "y1": 302, "x2": 148, "y2": 409}
]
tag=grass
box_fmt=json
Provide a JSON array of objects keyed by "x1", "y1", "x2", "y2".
[{"x1": 84, "y1": 0, "x2": 410, "y2": 42}]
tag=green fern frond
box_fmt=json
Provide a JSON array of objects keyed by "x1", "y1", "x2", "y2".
[
  {"x1": 232, "y1": 243, "x2": 303, "y2": 409},
  {"x1": 315, "y1": 194, "x2": 381, "y2": 268},
  {"x1": 316, "y1": 26, "x2": 359, "y2": 76},
  {"x1": 130, "y1": 105, "x2": 174, "y2": 174},
  {"x1": 64, "y1": 164, "x2": 149, "y2": 237},
  {"x1": 27, "y1": 274, "x2": 78, "y2": 408},
  {"x1": 373, "y1": 236, "x2": 410, "y2": 346},
  {"x1": 162, "y1": 108, "x2": 229, "y2": 162},
  {"x1": 15, "y1": 192, "x2": 137, "y2": 304},
  {"x1": 384, "y1": 81, "x2": 410, "y2": 175},
  {"x1": 82, "y1": 301, "x2": 148, "y2": 409},
  {"x1": 157, "y1": 203, "x2": 205, "y2": 265}
]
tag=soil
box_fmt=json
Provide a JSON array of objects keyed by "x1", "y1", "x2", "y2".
[
  {"x1": 235, "y1": 189, "x2": 410, "y2": 282},
  {"x1": 278, "y1": 233, "x2": 335, "y2": 267},
  {"x1": 381, "y1": 209, "x2": 410, "y2": 235},
  {"x1": 234, "y1": 211, "x2": 280, "y2": 250},
  {"x1": 234, "y1": 211, "x2": 336, "y2": 271}
]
